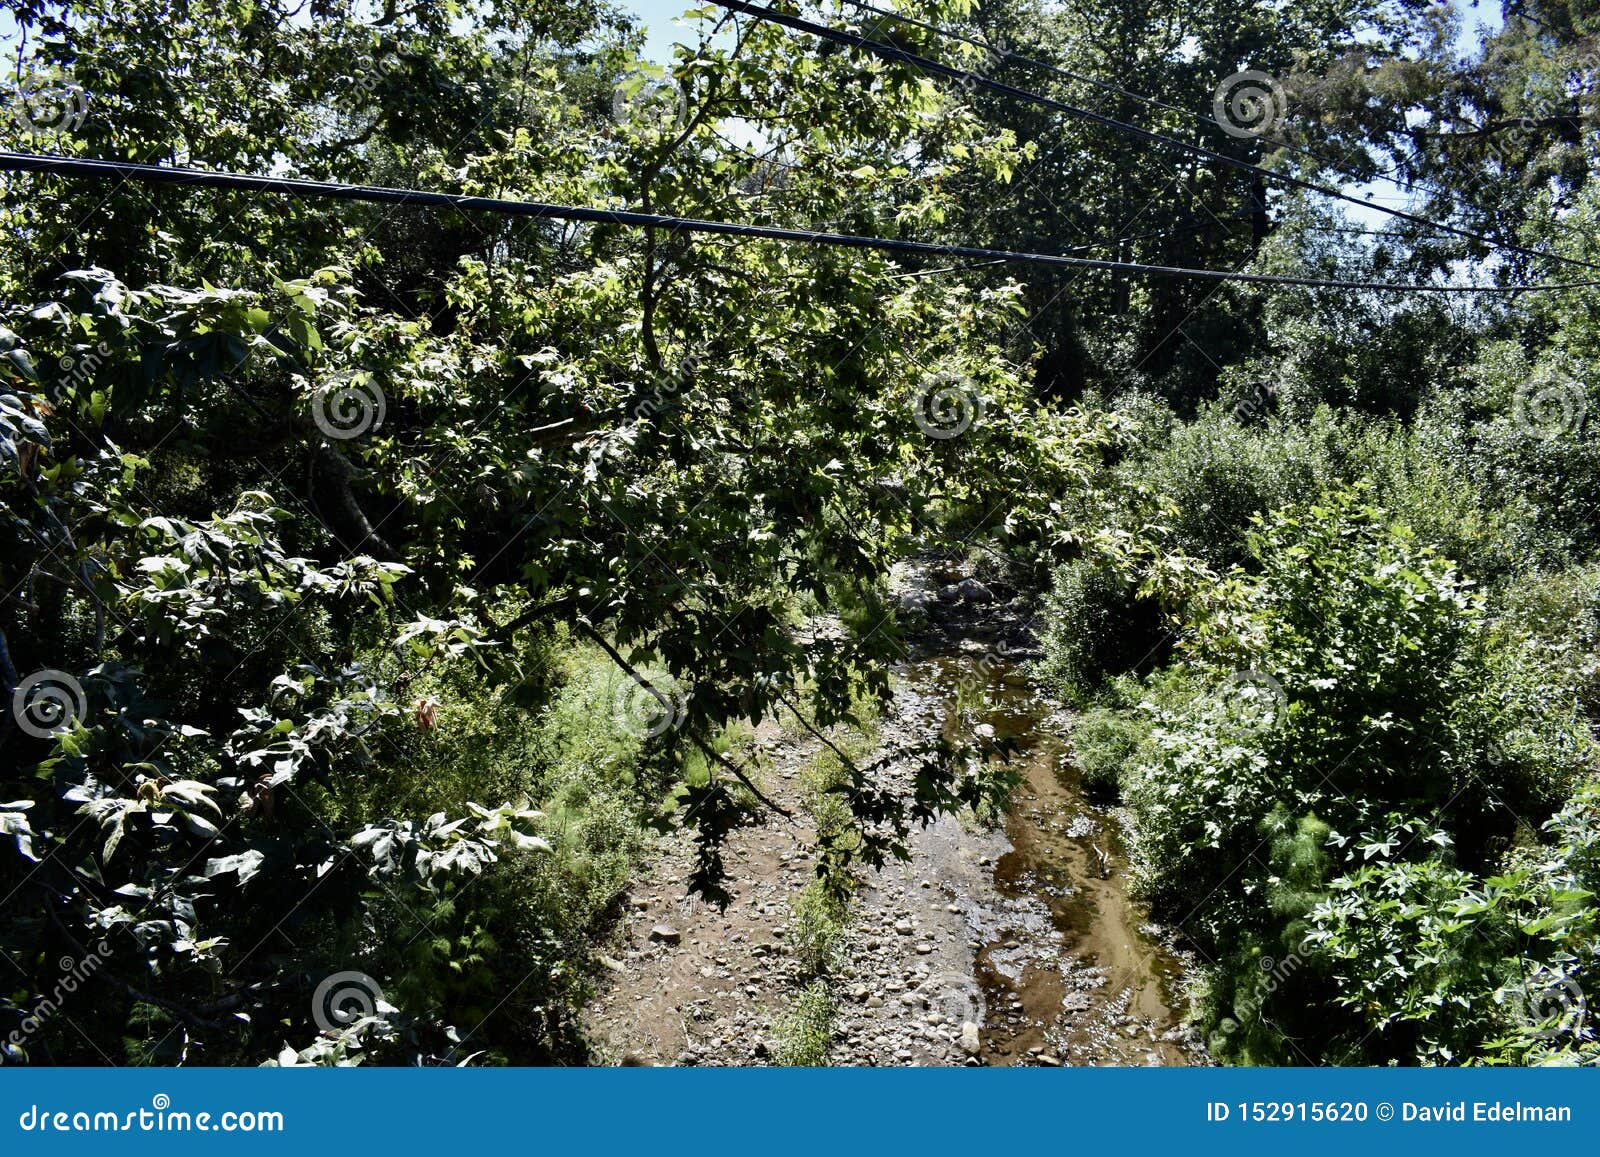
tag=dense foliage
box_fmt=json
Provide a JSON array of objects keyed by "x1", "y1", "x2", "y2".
[{"x1": 2, "y1": 0, "x2": 1597, "y2": 1067}]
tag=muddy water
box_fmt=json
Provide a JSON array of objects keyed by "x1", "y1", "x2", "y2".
[{"x1": 909, "y1": 652, "x2": 1195, "y2": 1066}]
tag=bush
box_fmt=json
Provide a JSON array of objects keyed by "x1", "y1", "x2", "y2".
[
  {"x1": 301, "y1": 643, "x2": 670, "y2": 1064},
  {"x1": 1038, "y1": 558, "x2": 1169, "y2": 704},
  {"x1": 1108, "y1": 403, "x2": 1533, "y2": 583},
  {"x1": 790, "y1": 880, "x2": 851, "y2": 978},
  {"x1": 1069, "y1": 703, "x2": 1143, "y2": 797},
  {"x1": 1308, "y1": 784, "x2": 1600, "y2": 1065},
  {"x1": 1493, "y1": 565, "x2": 1600, "y2": 718},
  {"x1": 1067, "y1": 671, "x2": 1197, "y2": 799},
  {"x1": 773, "y1": 980, "x2": 836, "y2": 1066},
  {"x1": 1122, "y1": 490, "x2": 1592, "y2": 1063}
]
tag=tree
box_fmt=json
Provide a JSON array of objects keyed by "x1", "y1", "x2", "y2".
[{"x1": 1, "y1": 0, "x2": 1109, "y2": 1061}]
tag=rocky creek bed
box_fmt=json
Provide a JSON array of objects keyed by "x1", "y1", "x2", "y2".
[{"x1": 583, "y1": 563, "x2": 1208, "y2": 1066}]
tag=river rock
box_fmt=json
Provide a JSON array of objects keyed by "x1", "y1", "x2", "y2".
[
  {"x1": 959, "y1": 1021, "x2": 981, "y2": 1055},
  {"x1": 957, "y1": 578, "x2": 993, "y2": 603}
]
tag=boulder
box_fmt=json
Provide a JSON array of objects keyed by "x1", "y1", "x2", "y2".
[{"x1": 958, "y1": 577, "x2": 994, "y2": 603}]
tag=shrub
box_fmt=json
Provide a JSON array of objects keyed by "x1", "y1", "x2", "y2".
[
  {"x1": 1069, "y1": 703, "x2": 1143, "y2": 797},
  {"x1": 773, "y1": 980, "x2": 836, "y2": 1066},
  {"x1": 789, "y1": 880, "x2": 851, "y2": 978},
  {"x1": 1493, "y1": 565, "x2": 1600, "y2": 718},
  {"x1": 1123, "y1": 490, "x2": 1592, "y2": 1063},
  {"x1": 1308, "y1": 784, "x2": 1600, "y2": 1066},
  {"x1": 1038, "y1": 558, "x2": 1169, "y2": 704},
  {"x1": 1066, "y1": 671, "x2": 1197, "y2": 799}
]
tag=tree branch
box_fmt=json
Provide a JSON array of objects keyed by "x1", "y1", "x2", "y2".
[{"x1": 576, "y1": 623, "x2": 792, "y2": 817}]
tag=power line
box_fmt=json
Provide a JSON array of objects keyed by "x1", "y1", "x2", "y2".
[
  {"x1": 835, "y1": 0, "x2": 1446, "y2": 209},
  {"x1": 2, "y1": 151, "x2": 1593, "y2": 292},
  {"x1": 714, "y1": 0, "x2": 1600, "y2": 276}
]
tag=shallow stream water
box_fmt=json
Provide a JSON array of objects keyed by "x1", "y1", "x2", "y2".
[{"x1": 905, "y1": 652, "x2": 1195, "y2": 1066}]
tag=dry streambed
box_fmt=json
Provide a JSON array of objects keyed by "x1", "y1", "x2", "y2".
[{"x1": 583, "y1": 574, "x2": 1206, "y2": 1066}]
